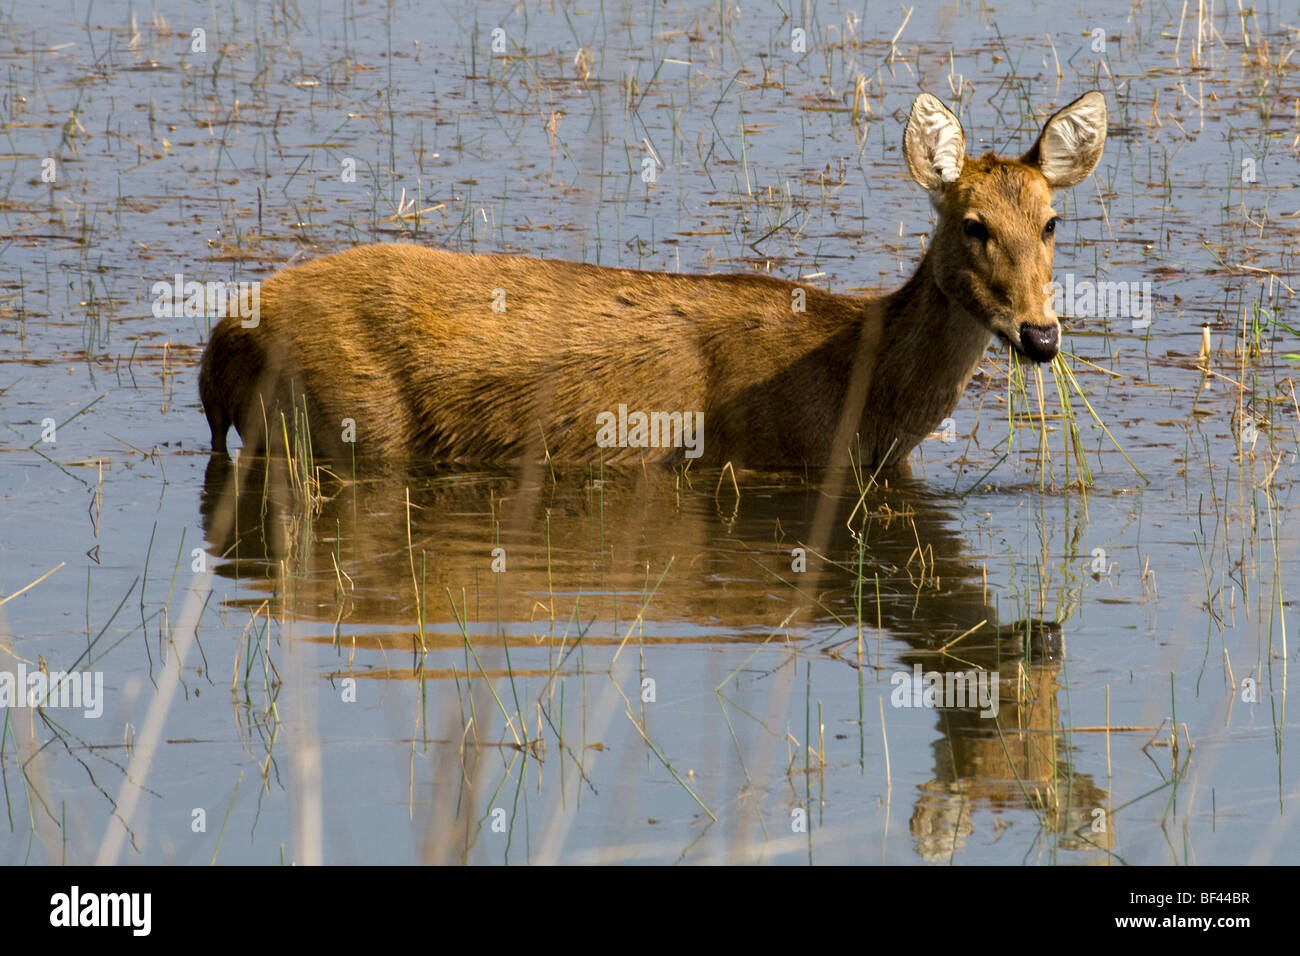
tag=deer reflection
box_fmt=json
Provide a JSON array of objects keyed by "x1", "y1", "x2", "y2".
[{"x1": 200, "y1": 453, "x2": 1108, "y2": 859}]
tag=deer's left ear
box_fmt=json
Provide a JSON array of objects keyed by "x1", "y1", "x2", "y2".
[{"x1": 1021, "y1": 91, "x2": 1107, "y2": 188}]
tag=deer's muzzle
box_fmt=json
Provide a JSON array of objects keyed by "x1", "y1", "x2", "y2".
[{"x1": 1016, "y1": 322, "x2": 1060, "y2": 363}]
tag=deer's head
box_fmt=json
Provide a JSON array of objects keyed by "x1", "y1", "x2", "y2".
[{"x1": 904, "y1": 91, "x2": 1107, "y2": 363}]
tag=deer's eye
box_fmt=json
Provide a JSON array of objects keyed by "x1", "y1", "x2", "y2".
[
  {"x1": 963, "y1": 219, "x2": 989, "y2": 242},
  {"x1": 1043, "y1": 216, "x2": 1061, "y2": 238}
]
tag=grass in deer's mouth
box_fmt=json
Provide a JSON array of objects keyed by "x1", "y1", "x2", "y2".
[{"x1": 997, "y1": 350, "x2": 1147, "y2": 490}]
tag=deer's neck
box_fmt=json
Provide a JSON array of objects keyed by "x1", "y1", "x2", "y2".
[{"x1": 865, "y1": 249, "x2": 993, "y2": 466}]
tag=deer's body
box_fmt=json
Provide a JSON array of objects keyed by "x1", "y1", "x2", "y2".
[
  {"x1": 200, "y1": 92, "x2": 1107, "y2": 471},
  {"x1": 201, "y1": 243, "x2": 989, "y2": 468}
]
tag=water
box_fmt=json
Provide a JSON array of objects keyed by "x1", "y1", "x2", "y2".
[{"x1": 0, "y1": 0, "x2": 1295, "y2": 863}]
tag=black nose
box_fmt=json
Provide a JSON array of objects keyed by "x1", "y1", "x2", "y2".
[{"x1": 1018, "y1": 323, "x2": 1060, "y2": 363}]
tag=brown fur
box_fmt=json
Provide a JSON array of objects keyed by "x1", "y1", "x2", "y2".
[{"x1": 199, "y1": 92, "x2": 1106, "y2": 471}]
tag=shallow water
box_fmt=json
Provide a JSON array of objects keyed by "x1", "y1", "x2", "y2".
[{"x1": 0, "y1": 0, "x2": 1296, "y2": 863}]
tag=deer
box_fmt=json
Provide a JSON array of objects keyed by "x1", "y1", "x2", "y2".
[{"x1": 198, "y1": 91, "x2": 1107, "y2": 472}]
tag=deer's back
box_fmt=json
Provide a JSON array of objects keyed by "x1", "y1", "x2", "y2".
[{"x1": 226, "y1": 243, "x2": 875, "y2": 465}]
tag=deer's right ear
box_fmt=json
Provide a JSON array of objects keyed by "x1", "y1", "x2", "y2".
[
  {"x1": 904, "y1": 94, "x2": 965, "y2": 192},
  {"x1": 1021, "y1": 91, "x2": 1108, "y2": 188}
]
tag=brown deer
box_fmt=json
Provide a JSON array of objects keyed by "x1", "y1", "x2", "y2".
[{"x1": 199, "y1": 91, "x2": 1106, "y2": 471}]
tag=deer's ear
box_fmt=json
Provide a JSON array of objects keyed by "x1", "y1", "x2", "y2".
[
  {"x1": 1021, "y1": 91, "x2": 1107, "y2": 188},
  {"x1": 904, "y1": 94, "x2": 965, "y2": 192}
]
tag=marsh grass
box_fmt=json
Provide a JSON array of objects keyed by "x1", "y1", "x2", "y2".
[{"x1": 993, "y1": 350, "x2": 1147, "y2": 490}]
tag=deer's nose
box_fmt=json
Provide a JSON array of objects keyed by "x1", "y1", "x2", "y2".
[{"x1": 1018, "y1": 323, "x2": 1059, "y2": 362}]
